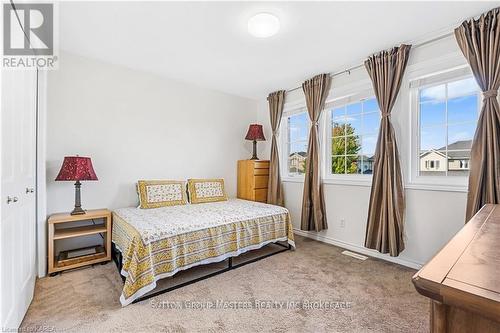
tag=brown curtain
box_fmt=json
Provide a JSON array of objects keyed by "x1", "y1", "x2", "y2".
[
  {"x1": 267, "y1": 90, "x2": 286, "y2": 206},
  {"x1": 300, "y1": 74, "x2": 330, "y2": 231},
  {"x1": 455, "y1": 8, "x2": 500, "y2": 221},
  {"x1": 364, "y1": 45, "x2": 411, "y2": 257}
]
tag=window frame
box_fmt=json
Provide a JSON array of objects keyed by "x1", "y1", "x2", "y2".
[
  {"x1": 408, "y1": 67, "x2": 482, "y2": 190},
  {"x1": 280, "y1": 105, "x2": 310, "y2": 180},
  {"x1": 323, "y1": 88, "x2": 378, "y2": 184}
]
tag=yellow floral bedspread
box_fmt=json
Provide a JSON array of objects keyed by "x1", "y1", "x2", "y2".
[{"x1": 112, "y1": 199, "x2": 295, "y2": 306}]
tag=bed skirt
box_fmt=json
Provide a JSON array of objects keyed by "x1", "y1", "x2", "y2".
[{"x1": 112, "y1": 211, "x2": 295, "y2": 306}]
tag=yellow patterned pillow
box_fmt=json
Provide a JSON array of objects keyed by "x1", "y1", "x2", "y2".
[
  {"x1": 137, "y1": 180, "x2": 187, "y2": 209},
  {"x1": 187, "y1": 178, "x2": 228, "y2": 204}
]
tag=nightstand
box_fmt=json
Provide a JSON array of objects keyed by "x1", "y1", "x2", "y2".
[
  {"x1": 237, "y1": 160, "x2": 270, "y2": 203},
  {"x1": 47, "y1": 209, "x2": 112, "y2": 276}
]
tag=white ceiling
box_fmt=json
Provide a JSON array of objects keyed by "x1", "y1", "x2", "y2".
[{"x1": 59, "y1": 1, "x2": 498, "y2": 100}]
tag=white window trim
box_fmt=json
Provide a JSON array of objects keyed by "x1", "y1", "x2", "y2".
[
  {"x1": 408, "y1": 66, "x2": 480, "y2": 192},
  {"x1": 280, "y1": 105, "x2": 309, "y2": 182},
  {"x1": 322, "y1": 84, "x2": 376, "y2": 184}
]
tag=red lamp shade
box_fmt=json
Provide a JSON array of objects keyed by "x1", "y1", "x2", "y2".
[
  {"x1": 245, "y1": 124, "x2": 266, "y2": 141},
  {"x1": 55, "y1": 156, "x2": 98, "y2": 181}
]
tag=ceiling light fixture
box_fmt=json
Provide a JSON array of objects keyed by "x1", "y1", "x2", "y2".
[{"x1": 248, "y1": 13, "x2": 280, "y2": 38}]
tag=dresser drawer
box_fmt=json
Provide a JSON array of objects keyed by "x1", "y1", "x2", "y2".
[
  {"x1": 254, "y1": 161, "x2": 270, "y2": 169},
  {"x1": 254, "y1": 168, "x2": 269, "y2": 176},
  {"x1": 253, "y1": 175, "x2": 269, "y2": 189},
  {"x1": 254, "y1": 189, "x2": 267, "y2": 202},
  {"x1": 237, "y1": 160, "x2": 270, "y2": 203}
]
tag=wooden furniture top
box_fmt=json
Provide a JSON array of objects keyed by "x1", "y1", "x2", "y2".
[
  {"x1": 239, "y1": 159, "x2": 270, "y2": 166},
  {"x1": 48, "y1": 209, "x2": 111, "y2": 224},
  {"x1": 412, "y1": 204, "x2": 500, "y2": 323}
]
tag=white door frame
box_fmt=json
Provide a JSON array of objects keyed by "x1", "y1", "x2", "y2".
[{"x1": 36, "y1": 69, "x2": 47, "y2": 278}]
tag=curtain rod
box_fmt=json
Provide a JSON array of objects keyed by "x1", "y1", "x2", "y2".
[{"x1": 285, "y1": 30, "x2": 455, "y2": 94}]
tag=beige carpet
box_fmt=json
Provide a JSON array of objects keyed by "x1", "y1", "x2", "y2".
[{"x1": 21, "y1": 236, "x2": 429, "y2": 332}]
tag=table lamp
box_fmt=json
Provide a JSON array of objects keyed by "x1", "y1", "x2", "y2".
[
  {"x1": 245, "y1": 124, "x2": 266, "y2": 160},
  {"x1": 55, "y1": 156, "x2": 98, "y2": 215}
]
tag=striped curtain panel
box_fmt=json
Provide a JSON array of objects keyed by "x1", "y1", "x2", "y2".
[
  {"x1": 455, "y1": 8, "x2": 500, "y2": 221},
  {"x1": 364, "y1": 45, "x2": 411, "y2": 257},
  {"x1": 300, "y1": 74, "x2": 330, "y2": 232},
  {"x1": 267, "y1": 90, "x2": 286, "y2": 206}
]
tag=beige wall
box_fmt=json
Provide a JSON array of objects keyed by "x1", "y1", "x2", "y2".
[
  {"x1": 47, "y1": 52, "x2": 258, "y2": 214},
  {"x1": 46, "y1": 52, "x2": 258, "y2": 254}
]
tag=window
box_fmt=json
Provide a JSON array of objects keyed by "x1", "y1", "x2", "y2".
[
  {"x1": 418, "y1": 76, "x2": 480, "y2": 178},
  {"x1": 284, "y1": 112, "x2": 308, "y2": 177},
  {"x1": 327, "y1": 97, "x2": 380, "y2": 175},
  {"x1": 459, "y1": 160, "x2": 469, "y2": 169}
]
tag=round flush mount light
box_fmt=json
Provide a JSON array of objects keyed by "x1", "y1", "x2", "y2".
[{"x1": 248, "y1": 13, "x2": 280, "y2": 38}]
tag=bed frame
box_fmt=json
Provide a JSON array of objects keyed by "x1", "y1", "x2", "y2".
[{"x1": 112, "y1": 241, "x2": 292, "y2": 304}]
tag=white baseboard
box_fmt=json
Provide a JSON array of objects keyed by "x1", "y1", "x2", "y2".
[{"x1": 293, "y1": 228, "x2": 423, "y2": 270}]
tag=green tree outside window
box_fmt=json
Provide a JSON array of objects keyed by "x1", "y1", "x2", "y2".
[{"x1": 332, "y1": 123, "x2": 361, "y2": 174}]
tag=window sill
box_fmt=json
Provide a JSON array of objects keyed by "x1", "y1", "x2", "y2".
[
  {"x1": 282, "y1": 177, "x2": 304, "y2": 183},
  {"x1": 282, "y1": 177, "x2": 372, "y2": 187},
  {"x1": 283, "y1": 178, "x2": 468, "y2": 192},
  {"x1": 323, "y1": 178, "x2": 372, "y2": 187},
  {"x1": 404, "y1": 183, "x2": 468, "y2": 193}
]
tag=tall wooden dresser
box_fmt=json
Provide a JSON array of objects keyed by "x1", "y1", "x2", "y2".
[{"x1": 237, "y1": 160, "x2": 269, "y2": 203}]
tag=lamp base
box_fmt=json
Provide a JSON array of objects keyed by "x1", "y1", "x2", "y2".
[
  {"x1": 71, "y1": 180, "x2": 86, "y2": 215},
  {"x1": 70, "y1": 207, "x2": 86, "y2": 215},
  {"x1": 250, "y1": 140, "x2": 259, "y2": 160}
]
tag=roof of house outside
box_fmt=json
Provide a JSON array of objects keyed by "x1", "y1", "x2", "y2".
[
  {"x1": 289, "y1": 151, "x2": 307, "y2": 157},
  {"x1": 439, "y1": 140, "x2": 472, "y2": 151},
  {"x1": 420, "y1": 140, "x2": 472, "y2": 159},
  {"x1": 445, "y1": 150, "x2": 471, "y2": 159},
  {"x1": 359, "y1": 155, "x2": 375, "y2": 161}
]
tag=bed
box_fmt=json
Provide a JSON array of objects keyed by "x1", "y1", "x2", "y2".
[{"x1": 112, "y1": 198, "x2": 295, "y2": 306}]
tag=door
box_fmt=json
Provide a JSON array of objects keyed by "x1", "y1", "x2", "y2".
[{"x1": 1, "y1": 68, "x2": 38, "y2": 330}]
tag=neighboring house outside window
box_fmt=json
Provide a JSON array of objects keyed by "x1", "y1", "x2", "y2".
[
  {"x1": 419, "y1": 140, "x2": 472, "y2": 175},
  {"x1": 289, "y1": 151, "x2": 307, "y2": 174},
  {"x1": 283, "y1": 111, "x2": 309, "y2": 177},
  {"x1": 417, "y1": 75, "x2": 480, "y2": 178},
  {"x1": 421, "y1": 152, "x2": 446, "y2": 172}
]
